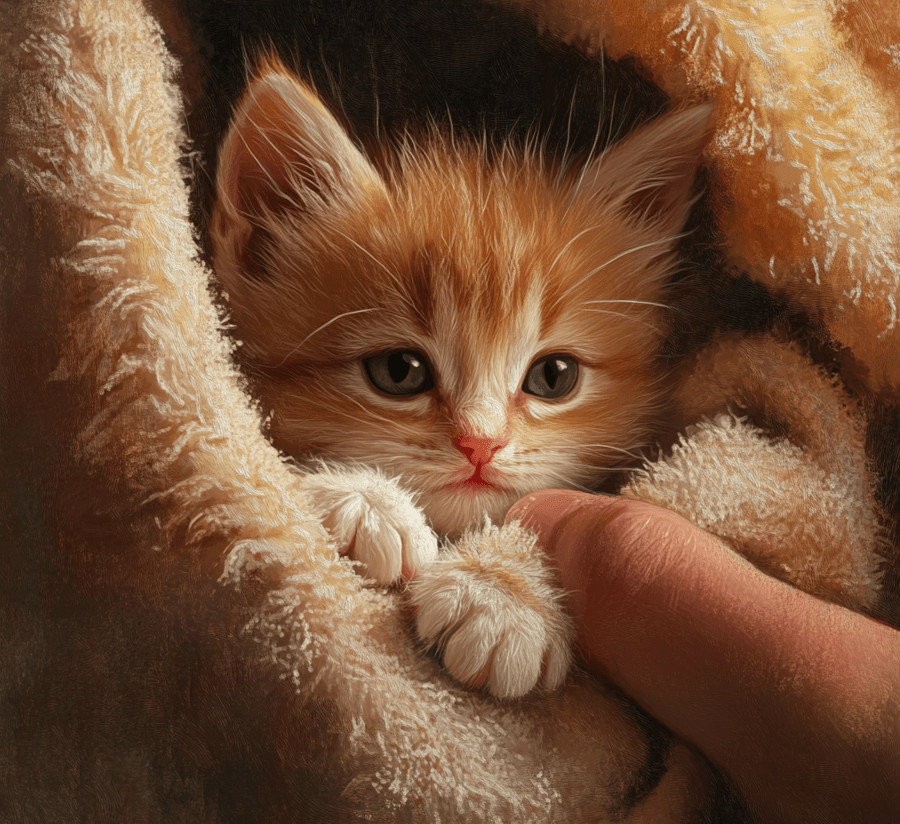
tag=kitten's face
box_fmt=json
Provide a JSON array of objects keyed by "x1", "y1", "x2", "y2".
[{"x1": 211, "y1": 65, "x2": 707, "y2": 537}]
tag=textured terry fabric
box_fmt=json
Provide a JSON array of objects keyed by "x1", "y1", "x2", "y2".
[
  {"x1": 0, "y1": 0, "x2": 889, "y2": 820},
  {"x1": 517, "y1": 0, "x2": 900, "y2": 392}
]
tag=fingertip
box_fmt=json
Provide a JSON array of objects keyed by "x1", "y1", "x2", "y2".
[
  {"x1": 504, "y1": 489, "x2": 596, "y2": 529},
  {"x1": 505, "y1": 490, "x2": 628, "y2": 558}
]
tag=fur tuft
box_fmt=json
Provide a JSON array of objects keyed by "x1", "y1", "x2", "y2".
[
  {"x1": 210, "y1": 68, "x2": 706, "y2": 542},
  {"x1": 210, "y1": 67, "x2": 706, "y2": 695}
]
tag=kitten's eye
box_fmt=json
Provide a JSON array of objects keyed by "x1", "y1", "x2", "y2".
[
  {"x1": 523, "y1": 355, "x2": 579, "y2": 400},
  {"x1": 364, "y1": 350, "x2": 434, "y2": 395}
]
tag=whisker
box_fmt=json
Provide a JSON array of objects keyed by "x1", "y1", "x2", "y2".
[
  {"x1": 549, "y1": 454, "x2": 645, "y2": 468},
  {"x1": 552, "y1": 232, "x2": 689, "y2": 309},
  {"x1": 556, "y1": 78, "x2": 580, "y2": 186},
  {"x1": 561, "y1": 443, "x2": 646, "y2": 459},
  {"x1": 328, "y1": 227, "x2": 412, "y2": 303},
  {"x1": 368, "y1": 49, "x2": 381, "y2": 144},
  {"x1": 545, "y1": 222, "x2": 606, "y2": 280},
  {"x1": 569, "y1": 88, "x2": 628, "y2": 204},
  {"x1": 571, "y1": 86, "x2": 617, "y2": 192},
  {"x1": 357, "y1": 454, "x2": 439, "y2": 467},
  {"x1": 579, "y1": 299, "x2": 671, "y2": 310},
  {"x1": 273, "y1": 308, "x2": 380, "y2": 367},
  {"x1": 527, "y1": 475, "x2": 596, "y2": 495},
  {"x1": 318, "y1": 50, "x2": 351, "y2": 127},
  {"x1": 576, "y1": 308, "x2": 661, "y2": 331},
  {"x1": 321, "y1": 388, "x2": 402, "y2": 430},
  {"x1": 549, "y1": 477, "x2": 602, "y2": 494}
]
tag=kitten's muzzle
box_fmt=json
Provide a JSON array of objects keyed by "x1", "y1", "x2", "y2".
[{"x1": 452, "y1": 434, "x2": 506, "y2": 467}]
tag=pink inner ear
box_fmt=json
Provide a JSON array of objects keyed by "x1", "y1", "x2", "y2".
[
  {"x1": 220, "y1": 82, "x2": 326, "y2": 221},
  {"x1": 622, "y1": 152, "x2": 701, "y2": 228},
  {"x1": 583, "y1": 106, "x2": 711, "y2": 232}
]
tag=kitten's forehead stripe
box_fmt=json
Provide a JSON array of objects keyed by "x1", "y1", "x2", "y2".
[
  {"x1": 211, "y1": 76, "x2": 703, "y2": 537},
  {"x1": 406, "y1": 246, "x2": 435, "y2": 334},
  {"x1": 390, "y1": 145, "x2": 555, "y2": 326}
]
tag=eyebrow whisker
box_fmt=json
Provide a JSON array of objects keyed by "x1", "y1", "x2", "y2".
[
  {"x1": 552, "y1": 232, "x2": 688, "y2": 309},
  {"x1": 274, "y1": 308, "x2": 381, "y2": 367}
]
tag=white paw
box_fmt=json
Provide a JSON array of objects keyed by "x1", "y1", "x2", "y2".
[
  {"x1": 409, "y1": 522, "x2": 573, "y2": 698},
  {"x1": 304, "y1": 465, "x2": 439, "y2": 585}
]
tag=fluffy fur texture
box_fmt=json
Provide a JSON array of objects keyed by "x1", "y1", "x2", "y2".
[
  {"x1": 0, "y1": 2, "x2": 718, "y2": 819},
  {"x1": 0, "y1": 0, "x2": 893, "y2": 820},
  {"x1": 209, "y1": 66, "x2": 710, "y2": 697},
  {"x1": 210, "y1": 67, "x2": 705, "y2": 539}
]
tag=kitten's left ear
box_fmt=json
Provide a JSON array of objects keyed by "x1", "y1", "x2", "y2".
[
  {"x1": 571, "y1": 105, "x2": 713, "y2": 232},
  {"x1": 213, "y1": 66, "x2": 386, "y2": 277}
]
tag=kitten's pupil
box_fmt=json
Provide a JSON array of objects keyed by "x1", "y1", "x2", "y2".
[
  {"x1": 389, "y1": 352, "x2": 415, "y2": 383},
  {"x1": 544, "y1": 360, "x2": 561, "y2": 389},
  {"x1": 365, "y1": 350, "x2": 434, "y2": 395},
  {"x1": 523, "y1": 355, "x2": 578, "y2": 399}
]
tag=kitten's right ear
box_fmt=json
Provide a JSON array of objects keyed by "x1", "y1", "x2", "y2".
[
  {"x1": 213, "y1": 67, "x2": 385, "y2": 277},
  {"x1": 571, "y1": 105, "x2": 713, "y2": 234}
]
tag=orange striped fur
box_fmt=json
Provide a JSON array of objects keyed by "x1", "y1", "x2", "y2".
[{"x1": 211, "y1": 63, "x2": 709, "y2": 540}]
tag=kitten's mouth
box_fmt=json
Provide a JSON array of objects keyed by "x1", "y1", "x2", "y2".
[{"x1": 444, "y1": 467, "x2": 507, "y2": 493}]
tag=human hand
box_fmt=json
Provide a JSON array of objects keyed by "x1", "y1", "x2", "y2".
[{"x1": 507, "y1": 490, "x2": 900, "y2": 824}]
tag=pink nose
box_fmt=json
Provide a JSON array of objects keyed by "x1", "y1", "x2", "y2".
[{"x1": 453, "y1": 434, "x2": 506, "y2": 467}]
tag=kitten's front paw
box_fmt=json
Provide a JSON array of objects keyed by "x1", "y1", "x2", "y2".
[
  {"x1": 304, "y1": 465, "x2": 439, "y2": 585},
  {"x1": 409, "y1": 522, "x2": 574, "y2": 699}
]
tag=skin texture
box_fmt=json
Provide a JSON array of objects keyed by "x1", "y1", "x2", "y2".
[{"x1": 506, "y1": 490, "x2": 900, "y2": 824}]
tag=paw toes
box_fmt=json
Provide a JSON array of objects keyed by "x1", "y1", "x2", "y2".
[
  {"x1": 321, "y1": 495, "x2": 364, "y2": 549},
  {"x1": 308, "y1": 469, "x2": 437, "y2": 584},
  {"x1": 352, "y1": 516, "x2": 402, "y2": 584},
  {"x1": 443, "y1": 612, "x2": 496, "y2": 684},
  {"x1": 415, "y1": 590, "x2": 465, "y2": 646},
  {"x1": 490, "y1": 627, "x2": 544, "y2": 699},
  {"x1": 410, "y1": 549, "x2": 573, "y2": 697}
]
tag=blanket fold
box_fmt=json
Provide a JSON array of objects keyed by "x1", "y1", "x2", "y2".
[{"x1": 1, "y1": 0, "x2": 896, "y2": 820}]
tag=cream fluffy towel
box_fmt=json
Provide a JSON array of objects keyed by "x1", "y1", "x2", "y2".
[
  {"x1": 0, "y1": 0, "x2": 889, "y2": 820},
  {"x1": 518, "y1": 0, "x2": 900, "y2": 392}
]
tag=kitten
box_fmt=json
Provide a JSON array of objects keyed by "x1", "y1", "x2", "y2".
[{"x1": 210, "y1": 61, "x2": 708, "y2": 697}]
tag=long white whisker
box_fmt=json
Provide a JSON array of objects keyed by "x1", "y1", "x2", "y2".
[
  {"x1": 369, "y1": 50, "x2": 381, "y2": 144},
  {"x1": 579, "y1": 299, "x2": 671, "y2": 310},
  {"x1": 322, "y1": 388, "x2": 402, "y2": 430},
  {"x1": 523, "y1": 474, "x2": 597, "y2": 494},
  {"x1": 545, "y1": 222, "x2": 605, "y2": 279},
  {"x1": 553, "y1": 232, "x2": 687, "y2": 309},
  {"x1": 576, "y1": 308, "x2": 660, "y2": 330},
  {"x1": 274, "y1": 308, "x2": 380, "y2": 367},
  {"x1": 319, "y1": 49, "x2": 351, "y2": 126},
  {"x1": 328, "y1": 228, "x2": 412, "y2": 301},
  {"x1": 560, "y1": 443, "x2": 646, "y2": 458},
  {"x1": 571, "y1": 90, "x2": 617, "y2": 201},
  {"x1": 553, "y1": 475, "x2": 618, "y2": 493},
  {"x1": 556, "y1": 79, "x2": 579, "y2": 186},
  {"x1": 550, "y1": 452, "x2": 644, "y2": 465}
]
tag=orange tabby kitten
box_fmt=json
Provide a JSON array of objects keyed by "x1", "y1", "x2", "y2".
[{"x1": 210, "y1": 62, "x2": 708, "y2": 697}]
